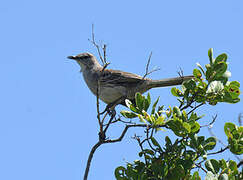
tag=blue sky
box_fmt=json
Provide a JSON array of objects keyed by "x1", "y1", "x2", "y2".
[{"x1": 0, "y1": 0, "x2": 242, "y2": 179}]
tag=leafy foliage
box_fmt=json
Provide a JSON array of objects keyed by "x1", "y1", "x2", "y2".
[{"x1": 116, "y1": 49, "x2": 242, "y2": 180}]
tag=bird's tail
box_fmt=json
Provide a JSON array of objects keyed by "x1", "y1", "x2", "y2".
[{"x1": 148, "y1": 75, "x2": 194, "y2": 89}]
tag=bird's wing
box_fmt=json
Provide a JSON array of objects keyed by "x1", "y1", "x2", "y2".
[{"x1": 99, "y1": 69, "x2": 145, "y2": 87}]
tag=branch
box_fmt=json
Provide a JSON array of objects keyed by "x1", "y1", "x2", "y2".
[
  {"x1": 207, "y1": 146, "x2": 229, "y2": 156},
  {"x1": 83, "y1": 141, "x2": 103, "y2": 180},
  {"x1": 187, "y1": 103, "x2": 204, "y2": 115},
  {"x1": 88, "y1": 24, "x2": 109, "y2": 66},
  {"x1": 200, "y1": 114, "x2": 217, "y2": 128},
  {"x1": 194, "y1": 163, "x2": 207, "y2": 173},
  {"x1": 237, "y1": 160, "x2": 243, "y2": 168},
  {"x1": 134, "y1": 134, "x2": 149, "y2": 166},
  {"x1": 142, "y1": 52, "x2": 160, "y2": 79}
]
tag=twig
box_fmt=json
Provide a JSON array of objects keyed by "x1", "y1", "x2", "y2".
[
  {"x1": 208, "y1": 126, "x2": 241, "y2": 162},
  {"x1": 194, "y1": 163, "x2": 207, "y2": 173},
  {"x1": 200, "y1": 114, "x2": 217, "y2": 128},
  {"x1": 145, "y1": 128, "x2": 158, "y2": 153},
  {"x1": 83, "y1": 141, "x2": 103, "y2": 180},
  {"x1": 177, "y1": 67, "x2": 184, "y2": 77},
  {"x1": 134, "y1": 134, "x2": 149, "y2": 166},
  {"x1": 88, "y1": 24, "x2": 108, "y2": 65},
  {"x1": 237, "y1": 160, "x2": 243, "y2": 168},
  {"x1": 96, "y1": 80, "x2": 103, "y2": 132},
  {"x1": 187, "y1": 103, "x2": 204, "y2": 115},
  {"x1": 142, "y1": 52, "x2": 160, "y2": 79},
  {"x1": 207, "y1": 146, "x2": 228, "y2": 155},
  {"x1": 104, "y1": 124, "x2": 166, "y2": 143},
  {"x1": 180, "y1": 92, "x2": 199, "y2": 111}
]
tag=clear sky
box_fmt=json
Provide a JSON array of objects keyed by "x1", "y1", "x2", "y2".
[{"x1": 0, "y1": 0, "x2": 242, "y2": 179}]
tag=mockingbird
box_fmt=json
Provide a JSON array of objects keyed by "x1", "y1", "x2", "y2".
[{"x1": 68, "y1": 52, "x2": 194, "y2": 110}]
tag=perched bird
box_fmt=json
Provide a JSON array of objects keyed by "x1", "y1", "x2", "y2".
[{"x1": 68, "y1": 52, "x2": 194, "y2": 109}]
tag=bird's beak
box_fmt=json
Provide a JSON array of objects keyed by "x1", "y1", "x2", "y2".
[{"x1": 67, "y1": 56, "x2": 76, "y2": 60}]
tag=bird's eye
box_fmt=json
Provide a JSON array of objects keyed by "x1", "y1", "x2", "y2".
[{"x1": 82, "y1": 55, "x2": 89, "y2": 59}]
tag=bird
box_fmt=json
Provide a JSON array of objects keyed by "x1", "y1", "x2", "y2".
[{"x1": 68, "y1": 52, "x2": 194, "y2": 111}]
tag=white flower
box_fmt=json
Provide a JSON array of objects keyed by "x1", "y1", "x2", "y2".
[{"x1": 206, "y1": 81, "x2": 224, "y2": 93}]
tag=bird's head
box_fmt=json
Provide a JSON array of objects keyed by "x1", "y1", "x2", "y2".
[{"x1": 67, "y1": 52, "x2": 101, "y2": 71}]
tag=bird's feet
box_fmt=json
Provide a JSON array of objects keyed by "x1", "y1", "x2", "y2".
[{"x1": 100, "y1": 105, "x2": 116, "y2": 118}]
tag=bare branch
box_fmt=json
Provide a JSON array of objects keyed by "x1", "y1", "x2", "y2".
[
  {"x1": 200, "y1": 114, "x2": 217, "y2": 128},
  {"x1": 96, "y1": 80, "x2": 103, "y2": 132},
  {"x1": 104, "y1": 124, "x2": 166, "y2": 143},
  {"x1": 207, "y1": 146, "x2": 229, "y2": 156},
  {"x1": 177, "y1": 67, "x2": 184, "y2": 77},
  {"x1": 134, "y1": 134, "x2": 149, "y2": 166},
  {"x1": 88, "y1": 24, "x2": 109, "y2": 66},
  {"x1": 187, "y1": 102, "x2": 204, "y2": 115},
  {"x1": 83, "y1": 141, "x2": 102, "y2": 180},
  {"x1": 142, "y1": 52, "x2": 160, "y2": 79}
]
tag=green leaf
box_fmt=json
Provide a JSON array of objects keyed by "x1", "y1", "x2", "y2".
[
  {"x1": 215, "y1": 53, "x2": 227, "y2": 63},
  {"x1": 151, "y1": 96, "x2": 160, "y2": 114},
  {"x1": 192, "y1": 171, "x2": 201, "y2": 180},
  {"x1": 224, "y1": 122, "x2": 236, "y2": 138},
  {"x1": 173, "y1": 106, "x2": 182, "y2": 117},
  {"x1": 214, "y1": 62, "x2": 227, "y2": 77},
  {"x1": 151, "y1": 137, "x2": 162, "y2": 151},
  {"x1": 183, "y1": 79, "x2": 196, "y2": 90},
  {"x1": 208, "y1": 48, "x2": 214, "y2": 65},
  {"x1": 135, "y1": 93, "x2": 144, "y2": 110},
  {"x1": 173, "y1": 164, "x2": 185, "y2": 178},
  {"x1": 205, "y1": 159, "x2": 220, "y2": 174},
  {"x1": 144, "y1": 149, "x2": 154, "y2": 156},
  {"x1": 189, "y1": 121, "x2": 200, "y2": 133},
  {"x1": 193, "y1": 69, "x2": 202, "y2": 79},
  {"x1": 171, "y1": 87, "x2": 183, "y2": 97},
  {"x1": 138, "y1": 114, "x2": 146, "y2": 123},
  {"x1": 114, "y1": 166, "x2": 127, "y2": 179},
  {"x1": 155, "y1": 115, "x2": 165, "y2": 126},
  {"x1": 229, "y1": 81, "x2": 240, "y2": 88},
  {"x1": 219, "y1": 159, "x2": 227, "y2": 169},
  {"x1": 196, "y1": 62, "x2": 206, "y2": 76},
  {"x1": 144, "y1": 93, "x2": 151, "y2": 111},
  {"x1": 228, "y1": 160, "x2": 238, "y2": 172},
  {"x1": 226, "y1": 83, "x2": 241, "y2": 99},
  {"x1": 120, "y1": 110, "x2": 137, "y2": 119},
  {"x1": 183, "y1": 122, "x2": 191, "y2": 133},
  {"x1": 165, "y1": 136, "x2": 172, "y2": 146},
  {"x1": 204, "y1": 137, "x2": 217, "y2": 151}
]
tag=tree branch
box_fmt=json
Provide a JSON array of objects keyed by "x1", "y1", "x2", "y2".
[
  {"x1": 142, "y1": 52, "x2": 160, "y2": 79},
  {"x1": 83, "y1": 141, "x2": 103, "y2": 180}
]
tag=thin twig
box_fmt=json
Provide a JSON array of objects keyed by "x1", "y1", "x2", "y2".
[
  {"x1": 200, "y1": 114, "x2": 217, "y2": 128},
  {"x1": 96, "y1": 80, "x2": 103, "y2": 132},
  {"x1": 194, "y1": 163, "x2": 207, "y2": 173},
  {"x1": 146, "y1": 128, "x2": 158, "y2": 153},
  {"x1": 177, "y1": 67, "x2": 184, "y2": 77},
  {"x1": 180, "y1": 92, "x2": 199, "y2": 111},
  {"x1": 88, "y1": 24, "x2": 108, "y2": 65},
  {"x1": 134, "y1": 134, "x2": 149, "y2": 166},
  {"x1": 142, "y1": 52, "x2": 160, "y2": 79},
  {"x1": 187, "y1": 103, "x2": 204, "y2": 115},
  {"x1": 208, "y1": 125, "x2": 241, "y2": 162},
  {"x1": 207, "y1": 146, "x2": 229, "y2": 156}
]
